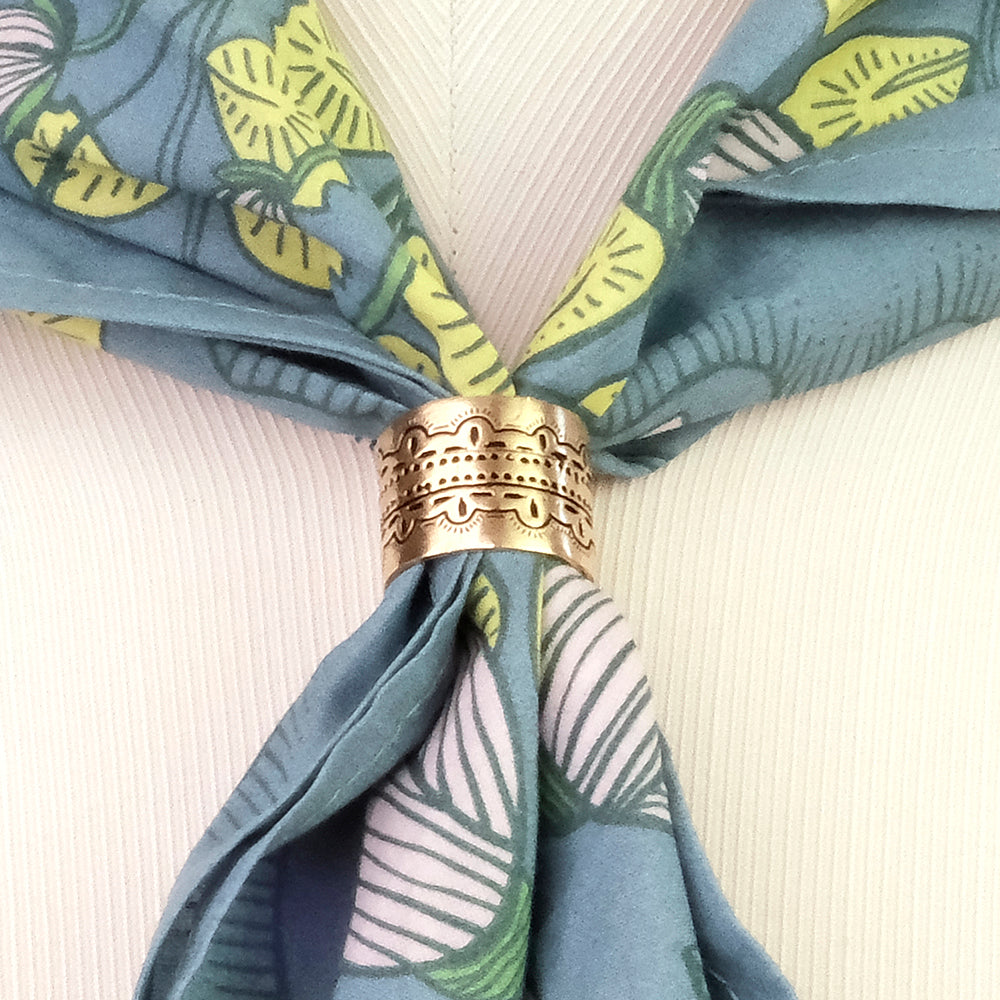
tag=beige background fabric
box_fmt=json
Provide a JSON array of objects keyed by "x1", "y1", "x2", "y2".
[{"x1": 1, "y1": 1, "x2": 998, "y2": 997}]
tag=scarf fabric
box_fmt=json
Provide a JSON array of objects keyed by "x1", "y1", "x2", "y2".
[{"x1": 2, "y1": 0, "x2": 998, "y2": 997}]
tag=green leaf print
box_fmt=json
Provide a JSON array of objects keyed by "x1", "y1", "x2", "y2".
[{"x1": 624, "y1": 84, "x2": 741, "y2": 238}]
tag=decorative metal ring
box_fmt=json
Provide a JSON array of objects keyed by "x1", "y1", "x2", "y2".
[{"x1": 375, "y1": 396, "x2": 595, "y2": 584}]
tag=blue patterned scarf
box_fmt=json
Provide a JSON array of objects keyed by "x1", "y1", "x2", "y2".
[{"x1": 2, "y1": 1, "x2": 998, "y2": 996}]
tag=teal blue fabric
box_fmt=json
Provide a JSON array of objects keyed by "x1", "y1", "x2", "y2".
[{"x1": 3, "y1": 0, "x2": 999, "y2": 997}]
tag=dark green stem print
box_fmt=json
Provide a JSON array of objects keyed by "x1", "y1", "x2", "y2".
[{"x1": 71, "y1": 0, "x2": 141, "y2": 55}]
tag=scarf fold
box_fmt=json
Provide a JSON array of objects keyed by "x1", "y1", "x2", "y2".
[{"x1": 2, "y1": 0, "x2": 998, "y2": 997}]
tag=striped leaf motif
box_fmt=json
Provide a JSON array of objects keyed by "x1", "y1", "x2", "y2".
[
  {"x1": 342, "y1": 633, "x2": 529, "y2": 1000},
  {"x1": 538, "y1": 565, "x2": 672, "y2": 835}
]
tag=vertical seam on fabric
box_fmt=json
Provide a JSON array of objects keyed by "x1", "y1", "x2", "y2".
[{"x1": 448, "y1": 0, "x2": 459, "y2": 264}]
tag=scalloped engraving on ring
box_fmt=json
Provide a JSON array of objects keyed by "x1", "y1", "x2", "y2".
[{"x1": 376, "y1": 397, "x2": 594, "y2": 583}]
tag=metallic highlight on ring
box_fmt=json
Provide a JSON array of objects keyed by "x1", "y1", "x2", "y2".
[{"x1": 376, "y1": 396, "x2": 595, "y2": 584}]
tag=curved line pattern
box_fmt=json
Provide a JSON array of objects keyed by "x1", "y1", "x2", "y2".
[
  {"x1": 596, "y1": 242, "x2": 1000, "y2": 449},
  {"x1": 343, "y1": 634, "x2": 524, "y2": 978},
  {"x1": 538, "y1": 564, "x2": 672, "y2": 833}
]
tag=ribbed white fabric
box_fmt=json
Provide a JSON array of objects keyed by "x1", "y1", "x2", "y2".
[
  {"x1": 332, "y1": 0, "x2": 753, "y2": 360},
  {"x1": 2, "y1": 1, "x2": 998, "y2": 998}
]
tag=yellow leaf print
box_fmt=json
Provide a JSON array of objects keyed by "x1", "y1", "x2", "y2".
[
  {"x1": 824, "y1": 0, "x2": 884, "y2": 35},
  {"x1": 466, "y1": 572, "x2": 502, "y2": 648},
  {"x1": 522, "y1": 204, "x2": 665, "y2": 361},
  {"x1": 579, "y1": 379, "x2": 627, "y2": 417},
  {"x1": 357, "y1": 235, "x2": 512, "y2": 393},
  {"x1": 291, "y1": 156, "x2": 350, "y2": 207},
  {"x1": 206, "y1": 2, "x2": 390, "y2": 290},
  {"x1": 14, "y1": 111, "x2": 167, "y2": 218},
  {"x1": 207, "y1": 39, "x2": 323, "y2": 170},
  {"x1": 780, "y1": 35, "x2": 970, "y2": 149},
  {"x1": 231, "y1": 203, "x2": 343, "y2": 289},
  {"x1": 14, "y1": 310, "x2": 103, "y2": 347},
  {"x1": 375, "y1": 334, "x2": 443, "y2": 384},
  {"x1": 206, "y1": 1, "x2": 386, "y2": 168},
  {"x1": 401, "y1": 236, "x2": 514, "y2": 396},
  {"x1": 274, "y1": 2, "x2": 387, "y2": 152},
  {"x1": 408, "y1": 234, "x2": 446, "y2": 284}
]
